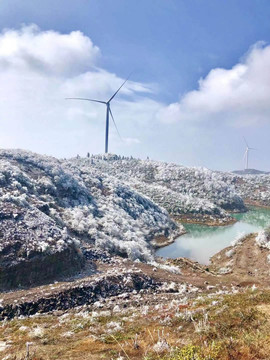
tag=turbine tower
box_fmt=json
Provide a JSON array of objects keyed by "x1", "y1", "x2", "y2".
[
  {"x1": 243, "y1": 137, "x2": 257, "y2": 170},
  {"x1": 66, "y1": 75, "x2": 130, "y2": 153}
]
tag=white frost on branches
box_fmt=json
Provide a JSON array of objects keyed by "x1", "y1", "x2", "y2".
[
  {"x1": 0, "y1": 150, "x2": 180, "y2": 261},
  {"x1": 256, "y1": 229, "x2": 270, "y2": 249}
]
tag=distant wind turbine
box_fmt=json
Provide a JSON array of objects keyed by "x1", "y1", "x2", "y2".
[
  {"x1": 66, "y1": 75, "x2": 131, "y2": 153},
  {"x1": 243, "y1": 137, "x2": 257, "y2": 170}
]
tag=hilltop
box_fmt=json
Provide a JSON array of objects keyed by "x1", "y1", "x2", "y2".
[
  {"x1": 71, "y1": 154, "x2": 246, "y2": 226},
  {"x1": 232, "y1": 169, "x2": 270, "y2": 175}
]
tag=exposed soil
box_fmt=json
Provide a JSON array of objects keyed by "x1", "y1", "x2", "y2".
[
  {"x1": 173, "y1": 214, "x2": 237, "y2": 226},
  {"x1": 151, "y1": 232, "x2": 186, "y2": 248},
  {"x1": 244, "y1": 199, "x2": 270, "y2": 209},
  {"x1": 210, "y1": 233, "x2": 270, "y2": 286},
  {"x1": 2, "y1": 233, "x2": 270, "y2": 359},
  {"x1": 0, "y1": 240, "x2": 263, "y2": 322}
]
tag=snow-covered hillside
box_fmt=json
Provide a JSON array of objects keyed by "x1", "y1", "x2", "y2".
[
  {"x1": 233, "y1": 174, "x2": 270, "y2": 207},
  {"x1": 1, "y1": 150, "x2": 268, "y2": 289},
  {"x1": 215, "y1": 171, "x2": 270, "y2": 207},
  {"x1": 71, "y1": 155, "x2": 246, "y2": 224},
  {"x1": 0, "y1": 150, "x2": 180, "y2": 271}
]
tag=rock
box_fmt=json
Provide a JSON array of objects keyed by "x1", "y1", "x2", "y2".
[
  {"x1": 0, "y1": 202, "x2": 84, "y2": 290},
  {"x1": 0, "y1": 272, "x2": 159, "y2": 320}
]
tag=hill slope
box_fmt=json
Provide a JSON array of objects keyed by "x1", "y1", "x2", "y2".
[
  {"x1": 72, "y1": 155, "x2": 246, "y2": 225},
  {"x1": 0, "y1": 150, "x2": 181, "y2": 288}
]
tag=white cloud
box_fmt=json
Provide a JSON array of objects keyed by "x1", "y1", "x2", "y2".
[
  {"x1": 157, "y1": 42, "x2": 270, "y2": 127},
  {"x1": 0, "y1": 24, "x2": 100, "y2": 75}
]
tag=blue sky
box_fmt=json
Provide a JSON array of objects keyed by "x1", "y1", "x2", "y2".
[
  {"x1": 0, "y1": 0, "x2": 270, "y2": 170},
  {"x1": 2, "y1": 0, "x2": 270, "y2": 101}
]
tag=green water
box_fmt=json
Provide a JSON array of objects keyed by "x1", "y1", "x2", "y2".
[{"x1": 156, "y1": 207, "x2": 270, "y2": 264}]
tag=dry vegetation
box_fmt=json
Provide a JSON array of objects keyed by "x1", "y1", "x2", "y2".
[{"x1": 2, "y1": 288, "x2": 270, "y2": 360}]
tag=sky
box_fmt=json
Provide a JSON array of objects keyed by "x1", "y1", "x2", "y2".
[{"x1": 0, "y1": 0, "x2": 270, "y2": 171}]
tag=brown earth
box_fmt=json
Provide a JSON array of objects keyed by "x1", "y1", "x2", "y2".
[
  {"x1": 2, "y1": 227, "x2": 270, "y2": 320},
  {"x1": 210, "y1": 233, "x2": 270, "y2": 286},
  {"x1": 0, "y1": 240, "x2": 263, "y2": 319},
  {"x1": 2, "y1": 232, "x2": 270, "y2": 359},
  {"x1": 173, "y1": 214, "x2": 237, "y2": 226},
  {"x1": 244, "y1": 199, "x2": 270, "y2": 209}
]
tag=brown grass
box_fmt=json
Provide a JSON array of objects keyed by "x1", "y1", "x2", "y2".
[{"x1": 3, "y1": 289, "x2": 270, "y2": 359}]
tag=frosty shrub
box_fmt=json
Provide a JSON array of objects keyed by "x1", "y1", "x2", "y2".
[{"x1": 0, "y1": 150, "x2": 180, "y2": 261}]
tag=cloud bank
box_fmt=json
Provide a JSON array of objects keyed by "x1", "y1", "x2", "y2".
[
  {"x1": 158, "y1": 42, "x2": 270, "y2": 127},
  {"x1": 0, "y1": 24, "x2": 100, "y2": 75}
]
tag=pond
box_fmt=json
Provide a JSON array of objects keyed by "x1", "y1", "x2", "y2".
[{"x1": 156, "y1": 207, "x2": 270, "y2": 264}]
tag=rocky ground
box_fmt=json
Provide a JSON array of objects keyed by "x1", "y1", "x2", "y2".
[{"x1": 1, "y1": 233, "x2": 270, "y2": 359}]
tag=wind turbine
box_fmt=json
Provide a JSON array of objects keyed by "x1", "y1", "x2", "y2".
[
  {"x1": 66, "y1": 75, "x2": 131, "y2": 153},
  {"x1": 243, "y1": 137, "x2": 257, "y2": 170}
]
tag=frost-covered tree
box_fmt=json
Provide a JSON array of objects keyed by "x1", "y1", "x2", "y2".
[{"x1": 0, "y1": 150, "x2": 181, "y2": 263}]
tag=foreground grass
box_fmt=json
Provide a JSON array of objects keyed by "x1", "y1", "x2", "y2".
[{"x1": 2, "y1": 289, "x2": 270, "y2": 359}]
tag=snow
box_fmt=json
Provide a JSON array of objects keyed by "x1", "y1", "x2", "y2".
[
  {"x1": 1, "y1": 149, "x2": 269, "y2": 265},
  {"x1": 153, "y1": 339, "x2": 170, "y2": 353},
  {"x1": 106, "y1": 321, "x2": 123, "y2": 333},
  {"x1": 231, "y1": 232, "x2": 246, "y2": 247},
  {"x1": 61, "y1": 331, "x2": 74, "y2": 338},
  {"x1": 29, "y1": 326, "x2": 44, "y2": 338},
  {"x1": 0, "y1": 149, "x2": 180, "y2": 262},
  {"x1": 225, "y1": 249, "x2": 235, "y2": 258},
  {"x1": 256, "y1": 229, "x2": 270, "y2": 249},
  {"x1": 150, "y1": 261, "x2": 181, "y2": 274},
  {"x1": 232, "y1": 173, "x2": 270, "y2": 207},
  {"x1": 218, "y1": 267, "x2": 231, "y2": 274},
  {"x1": 75, "y1": 155, "x2": 246, "y2": 222}
]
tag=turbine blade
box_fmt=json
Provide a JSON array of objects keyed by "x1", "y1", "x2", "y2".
[
  {"x1": 249, "y1": 147, "x2": 258, "y2": 151},
  {"x1": 65, "y1": 97, "x2": 106, "y2": 104},
  {"x1": 243, "y1": 136, "x2": 249, "y2": 147},
  {"x1": 108, "y1": 72, "x2": 133, "y2": 103},
  {"x1": 109, "y1": 108, "x2": 122, "y2": 140}
]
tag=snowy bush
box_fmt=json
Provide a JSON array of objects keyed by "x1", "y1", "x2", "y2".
[
  {"x1": 0, "y1": 150, "x2": 180, "y2": 261},
  {"x1": 73, "y1": 155, "x2": 246, "y2": 221},
  {"x1": 225, "y1": 249, "x2": 235, "y2": 258},
  {"x1": 256, "y1": 229, "x2": 270, "y2": 249},
  {"x1": 218, "y1": 267, "x2": 231, "y2": 274},
  {"x1": 227, "y1": 173, "x2": 270, "y2": 207},
  {"x1": 231, "y1": 232, "x2": 246, "y2": 247}
]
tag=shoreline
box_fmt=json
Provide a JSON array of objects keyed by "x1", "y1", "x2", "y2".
[
  {"x1": 152, "y1": 214, "x2": 239, "y2": 250},
  {"x1": 244, "y1": 199, "x2": 270, "y2": 210},
  {"x1": 173, "y1": 214, "x2": 237, "y2": 227},
  {"x1": 151, "y1": 230, "x2": 187, "y2": 249},
  {"x1": 154, "y1": 205, "x2": 267, "y2": 256},
  {"x1": 153, "y1": 203, "x2": 270, "y2": 254}
]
